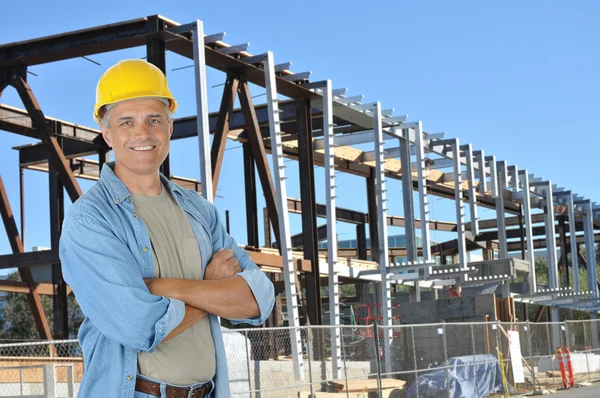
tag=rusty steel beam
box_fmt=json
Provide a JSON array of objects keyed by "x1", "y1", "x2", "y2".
[
  {"x1": 8, "y1": 71, "x2": 82, "y2": 202},
  {"x1": 0, "y1": 175, "x2": 52, "y2": 340},
  {"x1": 146, "y1": 32, "x2": 170, "y2": 178},
  {"x1": 211, "y1": 76, "x2": 239, "y2": 196},
  {"x1": 0, "y1": 280, "x2": 72, "y2": 296},
  {"x1": 243, "y1": 143, "x2": 259, "y2": 247},
  {"x1": 0, "y1": 17, "x2": 158, "y2": 67},
  {"x1": 238, "y1": 80, "x2": 281, "y2": 251}
]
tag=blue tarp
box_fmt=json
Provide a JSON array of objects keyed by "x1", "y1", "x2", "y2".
[{"x1": 406, "y1": 354, "x2": 512, "y2": 398}]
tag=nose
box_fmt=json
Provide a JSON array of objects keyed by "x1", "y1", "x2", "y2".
[{"x1": 131, "y1": 123, "x2": 151, "y2": 140}]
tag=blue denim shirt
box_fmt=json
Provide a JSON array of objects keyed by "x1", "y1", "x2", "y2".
[{"x1": 59, "y1": 163, "x2": 275, "y2": 398}]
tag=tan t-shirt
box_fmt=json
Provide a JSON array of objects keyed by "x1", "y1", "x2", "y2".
[{"x1": 133, "y1": 186, "x2": 216, "y2": 385}]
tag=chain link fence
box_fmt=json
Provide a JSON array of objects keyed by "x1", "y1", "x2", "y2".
[{"x1": 0, "y1": 320, "x2": 598, "y2": 397}]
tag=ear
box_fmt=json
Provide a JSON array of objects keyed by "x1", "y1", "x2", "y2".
[
  {"x1": 169, "y1": 117, "x2": 174, "y2": 138},
  {"x1": 101, "y1": 125, "x2": 112, "y2": 148}
]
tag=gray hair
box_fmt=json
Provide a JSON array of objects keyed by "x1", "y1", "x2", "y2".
[{"x1": 101, "y1": 98, "x2": 172, "y2": 128}]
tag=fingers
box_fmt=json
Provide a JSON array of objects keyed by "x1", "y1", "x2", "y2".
[
  {"x1": 214, "y1": 249, "x2": 234, "y2": 260},
  {"x1": 232, "y1": 265, "x2": 242, "y2": 274},
  {"x1": 226, "y1": 256, "x2": 239, "y2": 268}
]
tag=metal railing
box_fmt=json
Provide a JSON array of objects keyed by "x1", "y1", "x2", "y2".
[{"x1": 0, "y1": 321, "x2": 598, "y2": 397}]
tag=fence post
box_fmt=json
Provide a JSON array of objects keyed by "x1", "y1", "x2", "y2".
[
  {"x1": 526, "y1": 321, "x2": 538, "y2": 392},
  {"x1": 411, "y1": 326, "x2": 420, "y2": 398},
  {"x1": 583, "y1": 322, "x2": 591, "y2": 382},
  {"x1": 442, "y1": 322, "x2": 450, "y2": 393},
  {"x1": 470, "y1": 324, "x2": 481, "y2": 397},
  {"x1": 305, "y1": 327, "x2": 314, "y2": 397},
  {"x1": 44, "y1": 364, "x2": 56, "y2": 398},
  {"x1": 67, "y1": 364, "x2": 74, "y2": 398},
  {"x1": 244, "y1": 330, "x2": 252, "y2": 396},
  {"x1": 339, "y1": 325, "x2": 351, "y2": 396},
  {"x1": 373, "y1": 323, "x2": 383, "y2": 398}
]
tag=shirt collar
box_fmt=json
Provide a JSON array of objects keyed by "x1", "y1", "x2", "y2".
[{"x1": 100, "y1": 162, "x2": 185, "y2": 205}]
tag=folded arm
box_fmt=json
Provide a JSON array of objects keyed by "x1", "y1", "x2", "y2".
[
  {"x1": 59, "y1": 213, "x2": 185, "y2": 352},
  {"x1": 147, "y1": 276, "x2": 259, "y2": 320}
]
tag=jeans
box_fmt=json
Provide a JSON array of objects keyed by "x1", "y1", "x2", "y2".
[{"x1": 133, "y1": 374, "x2": 215, "y2": 398}]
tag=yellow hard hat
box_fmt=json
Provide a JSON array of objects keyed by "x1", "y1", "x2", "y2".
[{"x1": 93, "y1": 59, "x2": 178, "y2": 124}]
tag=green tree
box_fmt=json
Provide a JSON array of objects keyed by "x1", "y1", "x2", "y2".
[{"x1": 1, "y1": 272, "x2": 83, "y2": 340}]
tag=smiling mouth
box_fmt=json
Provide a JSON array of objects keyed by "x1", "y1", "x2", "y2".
[{"x1": 130, "y1": 146, "x2": 156, "y2": 151}]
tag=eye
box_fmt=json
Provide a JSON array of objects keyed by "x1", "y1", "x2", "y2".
[
  {"x1": 150, "y1": 118, "x2": 161, "y2": 124},
  {"x1": 120, "y1": 121, "x2": 132, "y2": 126}
]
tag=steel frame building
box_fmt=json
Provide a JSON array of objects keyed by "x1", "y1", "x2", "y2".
[{"x1": 1, "y1": 15, "x2": 600, "y2": 374}]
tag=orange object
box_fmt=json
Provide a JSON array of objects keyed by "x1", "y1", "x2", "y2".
[
  {"x1": 565, "y1": 346, "x2": 575, "y2": 387},
  {"x1": 557, "y1": 347, "x2": 569, "y2": 389}
]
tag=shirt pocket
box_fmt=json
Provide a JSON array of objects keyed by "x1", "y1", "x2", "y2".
[{"x1": 181, "y1": 237, "x2": 203, "y2": 279}]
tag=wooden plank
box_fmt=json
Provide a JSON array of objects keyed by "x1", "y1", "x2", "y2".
[{"x1": 330, "y1": 378, "x2": 406, "y2": 392}]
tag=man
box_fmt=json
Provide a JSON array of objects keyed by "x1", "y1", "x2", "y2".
[{"x1": 59, "y1": 59, "x2": 275, "y2": 398}]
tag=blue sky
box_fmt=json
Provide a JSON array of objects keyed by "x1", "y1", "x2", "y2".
[{"x1": 1, "y1": 1, "x2": 599, "y2": 265}]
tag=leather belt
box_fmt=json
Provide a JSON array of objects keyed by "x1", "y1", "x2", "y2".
[{"x1": 135, "y1": 377, "x2": 211, "y2": 398}]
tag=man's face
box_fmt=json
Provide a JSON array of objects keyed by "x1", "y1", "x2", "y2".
[{"x1": 101, "y1": 98, "x2": 173, "y2": 176}]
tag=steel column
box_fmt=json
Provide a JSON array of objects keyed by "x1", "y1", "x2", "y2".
[
  {"x1": 19, "y1": 167, "x2": 25, "y2": 249},
  {"x1": 451, "y1": 140, "x2": 467, "y2": 271},
  {"x1": 243, "y1": 143, "x2": 259, "y2": 247},
  {"x1": 0, "y1": 175, "x2": 52, "y2": 340},
  {"x1": 211, "y1": 76, "x2": 239, "y2": 195},
  {"x1": 357, "y1": 223, "x2": 368, "y2": 260},
  {"x1": 49, "y1": 143, "x2": 68, "y2": 339},
  {"x1": 475, "y1": 150, "x2": 487, "y2": 194},
  {"x1": 146, "y1": 37, "x2": 170, "y2": 178},
  {"x1": 540, "y1": 182, "x2": 561, "y2": 349},
  {"x1": 373, "y1": 102, "x2": 392, "y2": 374},
  {"x1": 463, "y1": 144, "x2": 479, "y2": 235},
  {"x1": 496, "y1": 161, "x2": 508, "y2": 258},
  {"x1": 558, "y1": 216, "x2": 569, "y2": 288},
  {"x1": 296, "y1": 98, "x2": 321, "y2": 327},
  {"x1": 567, "y1": 194, "x2": 580, "y2": 293},
  {"x1": 399, "y1": 130, "x2": 419, "y2": 301},
  {"x1": 414, "y1": 122, "x2": 431, "y2": 263},
  {"x1": 519, "y1": 171, "x2": 536, "y2": 294},
  {"x1": 367, "y1": 171, "x2": 380, "y2": 264},
  {"x1": 192, "y1": 20, "x2": 213, "y2": 202},
  {"x1": 263, "y1": 51, "x2": 304, "y2": 380},
  {"x1": 322, "y1": 80, "x2": 341, "y2": 378}
]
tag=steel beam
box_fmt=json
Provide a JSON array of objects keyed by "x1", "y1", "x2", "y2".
[
  {"x1": 9, "y1": 70, "x2": 82, "y2": 202},
  {"x1": 296, "y1": 98, "x2": 321, "y2": 327},
  {"x1": 451, "y1": 140, "x2": 467, "y2": 271},
  {"x1": 263, "y1": 51, "x2": 304, "y2": 380},
  {"x1": 49, "y1": 151, "x2": 68, "y2": 340},
  {"x1": 0, "y1": 175, "x2": 52, "y2": 340},
  {"x1": 463, "y1": 144, "x2": 479, "y2": 235},
  {"x1": 146, "y1": 33, "x2": 170, "y2": 178},
  {"x1": 322, "y1": 80, "x2": 341, "y2": 378},
  {"x1": 496, "y1": 161, "x2": 508, "y2": 258},
  {"x1": 210, "y1": 76, "x2": 239, "y2": 196},
  {"x1": 238, "y1": 81, "x2": 281, "y2": 252},
  {"x1": 475, "y1": 150, "x2": 487, "y2": 193},
  {"x1": 373, "y1": 102, "x2": 392, "y2": 374},
  {"x1": 398, "y1": 129, "x2": 419, "y2": 301},
  {"x1": 567, "y1": 194, "x2": 580, "y2": 293},
  {"x1": 242, "y1": 143, "x2": 259, "y2": 247},
  {"x1": 414, "y1": 121, "x2": 432, "y2": 288},
  {"x1": 579, "y1": 200, "x2": 599, "y2": 348},
  {"x1": 518, "y1": 171, "x2": 536, "y2": 294},
  {"x1": 192, "y1": 20, "x2": 213, "y2": 202}
]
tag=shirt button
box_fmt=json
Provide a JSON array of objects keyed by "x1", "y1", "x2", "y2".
[
  {"x1": 114, "y1": 198, "x2": 120, "y2": 204},
  {"x1": 133, "y1": 212, "x2": 139, "y2": 218},
  {"x1": 159, "y1": 326, "x2": 163, "y2": 332},
  {"x1": 142, "y1": 247, "x2": 149, "y2": 253},
  {"x1": 127, "y1": 375, "x2": 132, "y2": 381}
]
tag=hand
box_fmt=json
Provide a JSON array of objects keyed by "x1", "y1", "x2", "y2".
[{"x1": 205, "y1": 249, "x2": 242, "y2": 281}]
